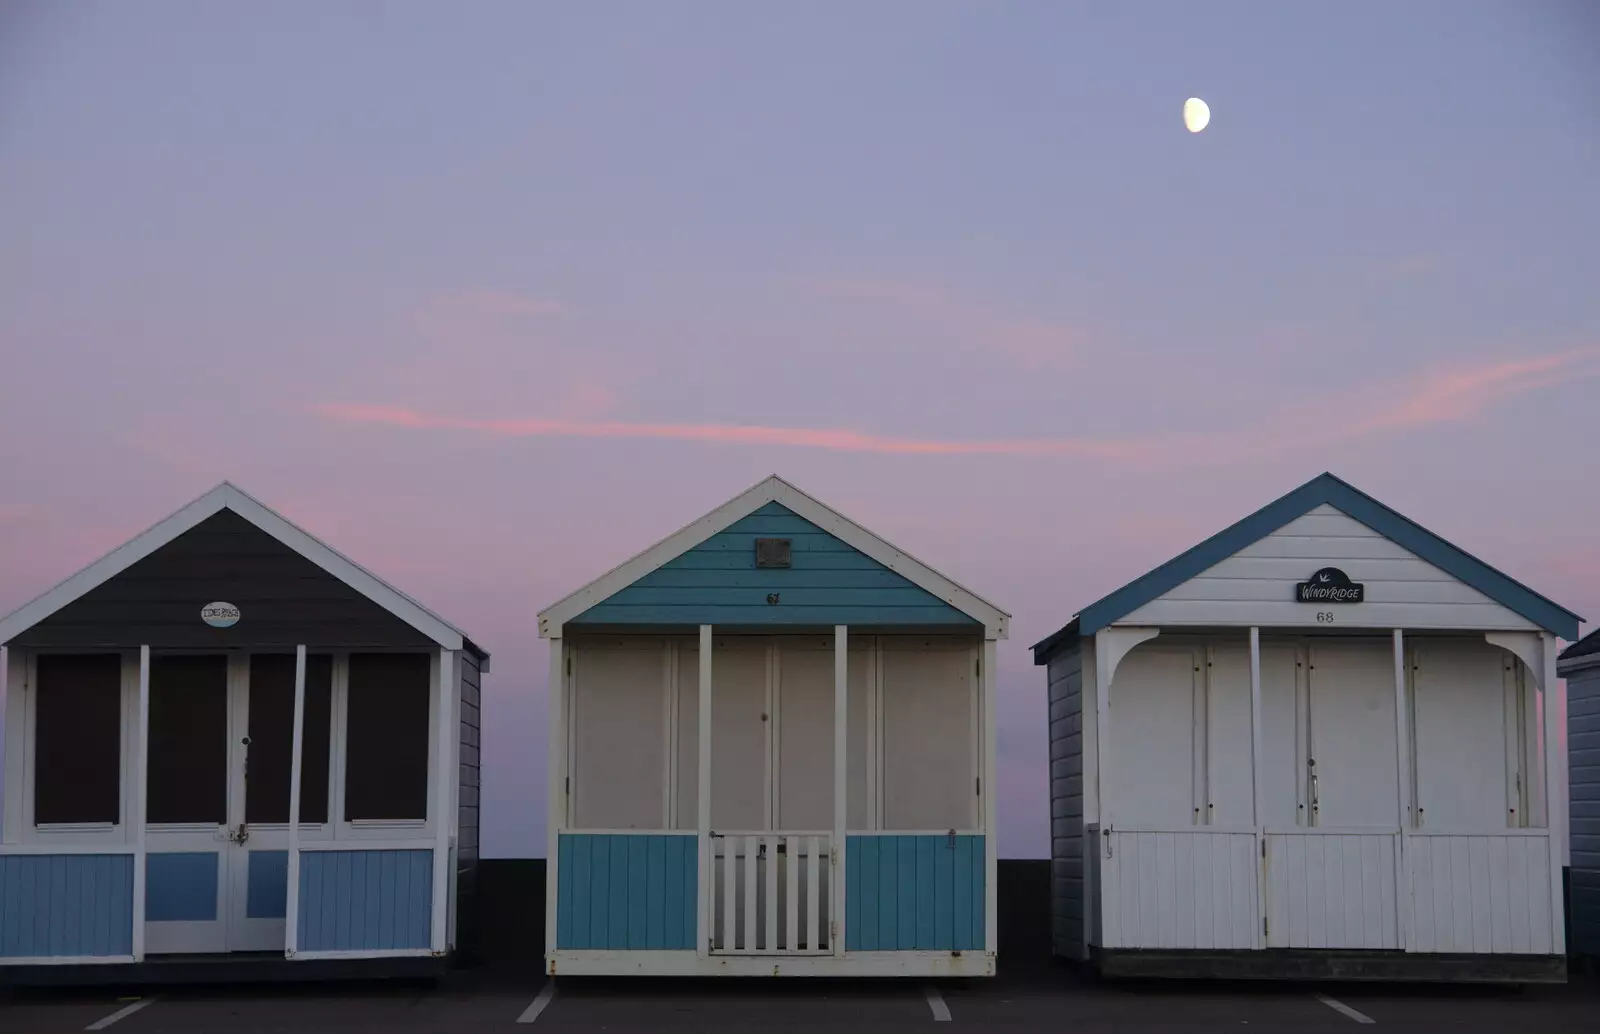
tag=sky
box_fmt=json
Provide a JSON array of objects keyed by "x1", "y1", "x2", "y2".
[{"x1": 1, "y1": 1, "x2": 1597, "y2": 858}]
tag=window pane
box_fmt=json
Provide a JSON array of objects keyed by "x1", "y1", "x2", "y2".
[
  {"x1": 245, "y1": 654, "x2": 333, "y2": 824},
  {"x1": 345, "y1": 653, "x2": 431, "y2": 821},
  {"x1": 34, "y1": 654, "x2": 122, "y2": 825},
  {"x1": 147, "y1": 655, "x2": 229, "y2": 824}
]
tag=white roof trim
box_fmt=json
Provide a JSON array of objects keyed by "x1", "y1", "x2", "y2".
[
  {"x1": 0, "y1": 482, "x2": 469, "y2": 652},
  {"x1": 537, "y1": 474, "x2": 1010, "y2": 639}
]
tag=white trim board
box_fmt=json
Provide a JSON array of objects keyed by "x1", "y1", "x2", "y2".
[
  {"x1": 546, "y1": 949, "x2": 995, "y2": 978},
  {"x1": 538, "y1": 475, "x2": 1010, "y2": 639},
  {"x1": 0, "y1": 483, "x2": 479, "y2": 659}
]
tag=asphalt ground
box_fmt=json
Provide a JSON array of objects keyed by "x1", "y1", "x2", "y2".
[{"x1": 4, "y1": 965, "x2": 1597, "y2": 1033}]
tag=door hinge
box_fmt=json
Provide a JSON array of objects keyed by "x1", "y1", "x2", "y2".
[
  {"x1": 976, "y1": 777, "x2": 981, "y2": 796},
  {"x1": 831, "y1": 920, "x2": 838, "y2": 939},
  {"x1": 564, "y1": 777, "x2": 570, "y2": 795},
  {"x1": 975, "y1": 658, "x2": 981, "y2": 678},
  {"x1": 1260, "y1": 840, "x2": 1266, "y2": 859},
  {"x1": 1263, "y1": 917, "x2": 1269, "y2": 936}
]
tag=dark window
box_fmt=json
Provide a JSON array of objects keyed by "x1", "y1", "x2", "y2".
[
  {"x1": 344, "y1": 653, "x2": 431, "y2": 821},
  {"x1": 147, "y1": 655, "x2": 228, "y2": 824},
  {"x1": 245, "y1": 654, "x2": 333, "y2": 825},
  {"x1": 34, "y1": 654, "x2": 123, "y2": 825}
]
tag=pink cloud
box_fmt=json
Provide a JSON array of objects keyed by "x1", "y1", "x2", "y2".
[
  {"x1": 313, "y1": 403, "x2": 1143, "y2": 459},
  {"x1": 311, "y1": 345, "x2": 1596, "y2": 465},
  {"x1": 1359, "y1": 346, "x2": 1600, "y2": 432}
]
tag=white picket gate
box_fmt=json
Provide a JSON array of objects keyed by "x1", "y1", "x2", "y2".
[{"x1": 709, "y1": 832, "x2": 831, "y2": 955}]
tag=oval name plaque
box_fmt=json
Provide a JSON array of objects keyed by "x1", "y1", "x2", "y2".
[{"x1": 201, "y1": 602, "x2": 241, "y2": 628}]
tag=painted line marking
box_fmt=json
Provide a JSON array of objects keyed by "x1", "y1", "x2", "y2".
[
  {"x1": 516, "y1": 982, "x2": 557, "y2": 1024},
  {"x1": 1314, "y1": 992, "x2": 1375, "y2": 1024},
  {"x1": 924, "y1": 984, "x2": 952, "y2": 1022},
  {"x1": 85, "y1": 996, "x2": 158, "y2": 1030}
]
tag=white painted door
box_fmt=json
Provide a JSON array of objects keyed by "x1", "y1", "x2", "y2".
[
  {"x1": 879, "y1": 637, "x2": 977, "y2": 831},
  {"x1": 774, "y1": 638, "x2": 833, "y2": 831},
  {"x1": 1306, "y1": 641, "x2": 1398, "y2": 828},
  {"x1": 224, "y1": 653, "x2": 335, "y2": 952},
  {"x1": 144, "y1": 653, "x2": 233, "y2": 954},
  {"x1": 1410, "y1": 641, "x2": 1513, "y2": 831},
  {"x1": 710, "y1": 638, "x2": 771, "y2": 831}
]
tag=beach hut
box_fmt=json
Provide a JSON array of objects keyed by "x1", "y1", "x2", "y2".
[
  {"x1": 0, "y1": 483, "x2": 487, "y2": 983},
  {"x1": 1559, "y1": 629, "x2": 1600, "y2": 967},
  {"x1": 537, "y1": 475, "x2": 1008, "y2": 977},
  {"x1": 1034, "y1": 472, "x2": 1581, "y2": 983}
]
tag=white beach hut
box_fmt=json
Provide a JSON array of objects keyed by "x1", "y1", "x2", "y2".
[{"x1": 1035, "y1": 473, "x2": 1580, "y2": 982}]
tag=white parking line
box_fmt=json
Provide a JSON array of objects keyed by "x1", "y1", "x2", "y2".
[
  {"x1": 85, "y1": 996, "x2": 158, "y2": 1030},
  {"x1": 1314, "y1": 992, "x2": 1375, "y2": 1024},
  {"x1": 924, "y1": 984, "x2": 952, "y2": 1022},
  {"x1": 517, "y1": 982, "x2": 557, "y2": 1024}
]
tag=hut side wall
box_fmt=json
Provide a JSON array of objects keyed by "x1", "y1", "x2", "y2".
[
  {"x1": 1047, "y1": 639, "x2": 1085, "y2": 959},
  {"x1": 456, "y1": 648, "x2": 483, "y2": 955},
  {"x1": 1570, "y1": 663, "x2": 1600, "y2": 959}
]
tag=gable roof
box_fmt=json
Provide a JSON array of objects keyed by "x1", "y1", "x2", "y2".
[
  {"x1": 1559, "y1": 627, "x2": 1600, "y2": 671},
  {"x1": 1032, "y1": 472, "x2": 1582, "y2": 663},
  {"x1": 538, "y1": 474, "x2": 1010, "y2": 639},
  {"x1": 0, "y1": 482, "x2": 488, "y2": 665}
]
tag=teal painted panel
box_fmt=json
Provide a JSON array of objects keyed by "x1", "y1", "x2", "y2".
[
  {"x1": 846, "y1": 835, "x2": 985, "y2": 951},
  {"x1": 146, "y1": 852, "x2": 219, "y2": 922},
  {"x1": 570, "y1": 504, "x2": 980, "y2": 629},
  {"x1": 556, "y1": 834, "x2": 696, "y2": 950},
  {"x1": 297, "y1": 849, "x2": 432, "y2": 952},
  {"x1": 246, "y1": 850, "x2": 288, "y2": 919},
  {"x1": 0, "y1": 854, "x2": 133, "y2": 958}
]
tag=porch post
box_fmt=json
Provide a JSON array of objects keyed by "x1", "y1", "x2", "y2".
[
  {"x1": 833, "y1": 625, "x2": 848, "y2": 958},
  {"x1": 431, "y1": 648, "x2": 455, "y2": 954},
  {"x1": 982, "y1": 636, "x2": 999, "y2": 957},
  {"x1": 284, "y1": 645, "x2": 306, "y2": 957},
  {"x1": 132, "y1": 645, "x2": 150, "y2": 961},
  {"x1": 1248, "y1": 628, "x2": 1265, "y2": 949},
  {"x1": 1391, "y1": 628, "x2": 1411, "y2": 951},
  {"x1": 545, "y1": 637, "x2": 565, "y2": 964},
  {"x1": 696, "y1": 625, "x2": 713, "y2": 958},
  {"x1": 1540, "y1": 632, "x2": 1566, "y2": 955}
]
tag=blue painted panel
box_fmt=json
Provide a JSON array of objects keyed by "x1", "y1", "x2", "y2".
[
  {"x1": 297, "y1": 849, "x2": 432, "y2": 952},
  {"x1": 0, "y1": 854, "x2": 134, "y2": 957},
  {"x1": 146, "y1": 852, "x2": 219, "y2": 922},
  {"x1": 246, "y1": 851, "x2": 289, "y2": 919},
  {"x1": 846, "y1": 835, "x2": 984, "y2": 951},
  {"x1": 570, "y1": 503, "x2": 982, "y2": 629},
  {"x1": 556, "y1": 834, "x2": 696, "y2": 950}
]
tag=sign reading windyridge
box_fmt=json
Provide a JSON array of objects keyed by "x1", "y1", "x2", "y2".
[{"x1": 1295, "y1": 567, "x2": 1365, "y2": 604}]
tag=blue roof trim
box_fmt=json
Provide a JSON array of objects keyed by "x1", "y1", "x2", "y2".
[{"x1": 1031, "y1": 472, "x2": 1582, "y2": 664}]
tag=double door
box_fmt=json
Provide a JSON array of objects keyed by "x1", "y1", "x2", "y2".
[{"x1": 143, "y1": 653, "x2": 331, "y2": 954}]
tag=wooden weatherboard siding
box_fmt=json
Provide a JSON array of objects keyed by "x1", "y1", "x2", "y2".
[
  {"x1": 10, "y1": 509, "x2": 437, "y2": 648},
  {"x1": 0, "y1": 854, "x2": 134, "y2": 957},
  {"x1": 1046, "y1": 643, "x2": 1085, "y2": 959},
  {"x1": 297, "y1": 849, "x2": 433, "y2": 952},
  {"x1": 845, "y1": 835, "x2": 984, "y2": 951},
  {"x1": 568, "y1": 504, "x2": 978, "y2": 629},
  {"x1": 557, "y1": 834, "x2": 697, "y2": 950}
]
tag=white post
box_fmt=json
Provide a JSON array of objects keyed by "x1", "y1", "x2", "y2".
[
  {"x1": 132, "y1": 645, "x2": 150, "y2": 961},
  {"x1": 284, "y1": 645, "x2": 307, "y2": 957},
  {"x1": 430, "y1": 648, "x2": 455, "y2": 954},
  {"x1": 696, "y1": 625, "x2": 713, "y2": 958},
  {"x1": 545, "y1": 638, "x2": 565, "y2": 966},
  {"x1": 982, "y1": 637, "x2": 999, "y2": 957},
  {"x1": 832, "y1": 626, "x2": 848, "y2": 958},
  {"x1": 1540, "y1": 632, "x2": 1566, "y2": 955},
  {"x1": 1391, "y1": 628, "x2": 1411, "y2": 951},
  {"x1": 1248, "y1": 627, "x2": 1265, "y2": 949}
]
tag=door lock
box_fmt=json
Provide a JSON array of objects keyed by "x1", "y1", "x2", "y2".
[{"x1": 228, "y1": 824, "x2": 250, "y2": 845}]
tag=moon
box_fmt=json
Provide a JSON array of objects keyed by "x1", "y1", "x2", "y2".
[{"x1": 1183, "y1": 97, "x2": 1211, "y2": 133}]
